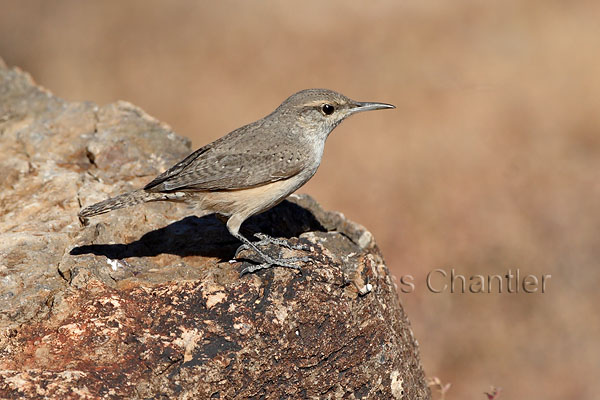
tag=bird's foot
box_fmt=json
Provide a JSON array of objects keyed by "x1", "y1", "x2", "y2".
[
  {"x1": 254, "y1": 233, "x2": 312, "y2": 251},
  {"x1": 239, "y1": 255, "x2": 310, "y2": 275},
  {"x1": 235, "y1": 233, "x2": 310, "y2": 257},
  {"x1": 234, "y1": 233, "x2": 311, "y2": 275}
]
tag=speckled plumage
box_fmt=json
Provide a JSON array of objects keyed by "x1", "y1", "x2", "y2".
[{"x1": 79, "y1": 88, "x2": 394, "y2": 272}]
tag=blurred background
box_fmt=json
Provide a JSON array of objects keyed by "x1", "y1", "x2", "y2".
[{"x1": 1, "y1": 1, "x2": 599, "y2": 398}]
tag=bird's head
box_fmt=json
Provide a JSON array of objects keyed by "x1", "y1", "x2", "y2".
[{"x1": 274, "y1": 88, "x2": 395, "y2": 140}]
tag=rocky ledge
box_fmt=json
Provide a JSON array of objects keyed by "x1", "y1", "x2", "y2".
[{"x1": 0, "y1": 60, "x2": 429, "y2": 399}]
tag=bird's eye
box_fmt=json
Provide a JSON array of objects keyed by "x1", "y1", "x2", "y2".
[{"x1": 321, "y1": 103, "x2": 335, "y2": 115}]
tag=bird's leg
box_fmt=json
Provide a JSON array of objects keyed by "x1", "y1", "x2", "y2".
[{"x1": 232, "y1": 232, "x2": 310, "y2": 274}]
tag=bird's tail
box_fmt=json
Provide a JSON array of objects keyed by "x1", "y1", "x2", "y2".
[{"x1": 78, "y1": 189, "x2": 185, "y2": 218}]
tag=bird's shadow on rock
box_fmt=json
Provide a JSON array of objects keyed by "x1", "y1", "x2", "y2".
[{"x1": 70, "y1": 200, "x2": 326, "y2": 261}]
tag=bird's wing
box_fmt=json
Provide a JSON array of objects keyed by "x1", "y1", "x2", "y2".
[{"x1": 144, "y1": 143, "x2": 306, "y2": 192}]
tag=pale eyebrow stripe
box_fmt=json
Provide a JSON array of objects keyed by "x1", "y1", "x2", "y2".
[{"x1": 304, "y1": 100, "x2": 336, "y2": 108}]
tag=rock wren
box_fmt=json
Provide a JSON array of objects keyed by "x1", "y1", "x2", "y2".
[{"x1": 79, "y1": 89, "x2": 394, "y2": 273}]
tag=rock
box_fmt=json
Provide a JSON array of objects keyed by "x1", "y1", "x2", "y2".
[{"x1": 0, "y1": 60, "x2": 430, "y2": 399}]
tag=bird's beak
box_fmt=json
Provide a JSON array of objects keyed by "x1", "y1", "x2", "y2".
[{"x1": 351, "y1": 101, "x2": 396, "y2": 113}]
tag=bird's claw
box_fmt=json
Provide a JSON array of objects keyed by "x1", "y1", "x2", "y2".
[
  {"x1": 239, "y1": 256, "x2": 308, "y2": 275},
  {"x1": 234, "y1": 232, "x2": 311, "y2": 275},
  {"x1": 254, "y1": 233, "x2": 311, "y2": 251},
  {"x1": 235, "y1": 234, "x2": 310, "y2": 258}
]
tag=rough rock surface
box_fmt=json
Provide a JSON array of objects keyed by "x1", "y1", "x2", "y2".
[{"x1": 0, "y1": 60, "x2": 430, "y2": 399}]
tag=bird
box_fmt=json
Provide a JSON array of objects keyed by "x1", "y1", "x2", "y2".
[{"x1": 79, "y1": 89, "x2": 395, "y2": 273}]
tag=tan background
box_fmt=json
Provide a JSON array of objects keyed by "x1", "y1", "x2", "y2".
[{"x1": 2, "y1": 1, "x2": 599, "y2": 398}]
